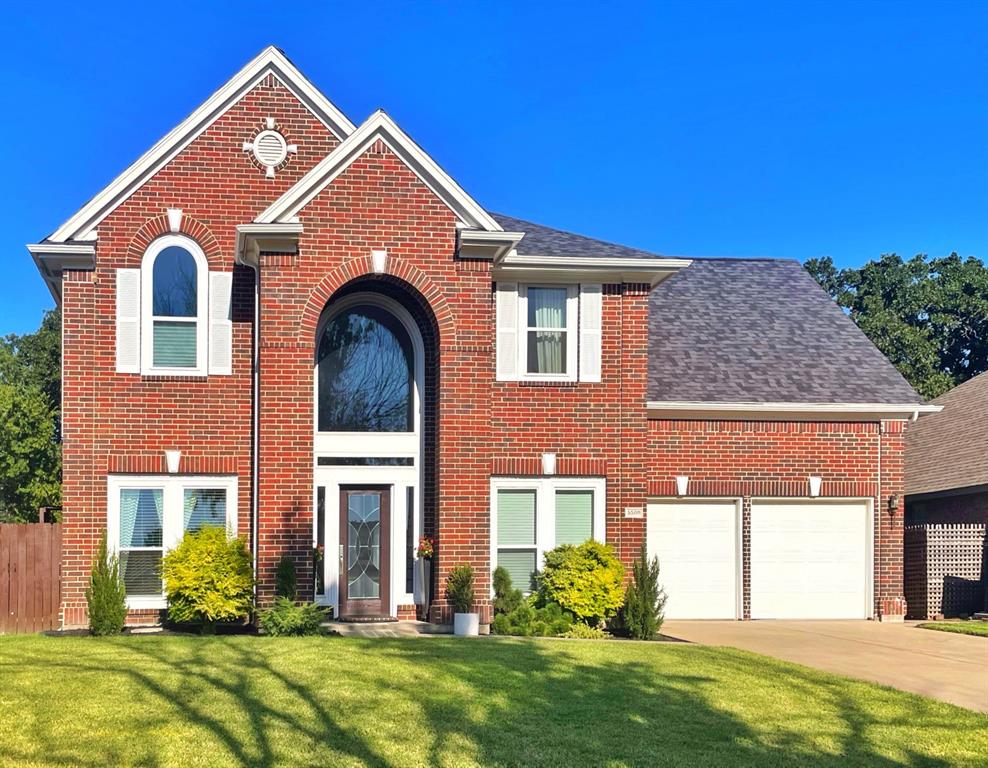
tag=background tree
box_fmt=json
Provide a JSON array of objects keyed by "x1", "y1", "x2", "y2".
[
  {"x1": 0, "y1": 310, "x2": 61, "y2": 521},
  {"x1": 806, "y1": 254, "x2": 988, "y2": 400}
]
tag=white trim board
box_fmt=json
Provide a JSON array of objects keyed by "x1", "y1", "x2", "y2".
[
  {"x1": 645, "y1": 401, "x2": 941, "y2": 421},
  {"x1": 48, "y1": 46, "x2": 355, "y2": 244},
  {"x1": 257, "y1": 110, "x2": 503, "y2": 233}
]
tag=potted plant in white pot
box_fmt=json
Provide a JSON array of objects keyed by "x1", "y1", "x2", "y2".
[
  {"x1": 447, "y1": 564, "x2": 478, "y2": 636},
  {"x1": 415, "y1": 537, "x2": 434, "y2": 620}
]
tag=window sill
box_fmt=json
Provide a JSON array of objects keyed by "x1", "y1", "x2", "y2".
[
  {"x1": 514, "y1": 378, "x2": 581, "y2": 387},
  {"x1": 125, "y1": 596, "x2": 166, "y2": 611},
  {"x1": 140, "y1": 372, "x2": 209, "y2": 382}
]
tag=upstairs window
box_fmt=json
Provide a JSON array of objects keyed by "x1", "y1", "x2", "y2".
[
  {"x1": 317, "y1": 303, "x2": 414, "y2": 432},
  {"x1": 496, "y1": 283, "x2": 599, "y2": 383},
  {"x1": 526, "y1": 287, "x2": 570, "y2": 375},
  {"x1": 139, "y1": 235, "x2": 208, "y2": 375}
]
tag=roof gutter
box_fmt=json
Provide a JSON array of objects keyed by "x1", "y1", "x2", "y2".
[
  {"x1": 493, "y1": 253, "x2": 692, "y2": 287},
  {"x1": 27, "y1": 242, "x2": 97, "y2": 303},
  {"x1": 645, "y1": 400, "x2": 943, "y2": 422}
]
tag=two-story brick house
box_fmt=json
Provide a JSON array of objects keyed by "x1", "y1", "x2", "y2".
[{"x1": 29, "y1": 47, "x2": 934, "y2": 629}]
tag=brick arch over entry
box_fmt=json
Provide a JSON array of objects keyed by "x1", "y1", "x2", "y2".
[
  {"x1": 124, "y1": 213, "x2": 224, "y2": 268},
  {"x1": 312, "y1": 273, "x2": 443, "y2": 613},
  {"x1": 298, "y1": 255, "x2": 457, "y2": 347}
]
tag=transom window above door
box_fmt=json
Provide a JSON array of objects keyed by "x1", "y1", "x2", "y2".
[{"x1": 316, "y1": 297, "x2": 417, "y2": 433}]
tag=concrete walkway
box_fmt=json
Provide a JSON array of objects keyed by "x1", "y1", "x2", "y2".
[{"x1": 661, "y1": 620, "x2": 988, "y2": 713}]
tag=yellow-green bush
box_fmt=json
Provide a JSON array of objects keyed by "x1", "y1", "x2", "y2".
[
  {"x1": 161, "y1": 527, "x2": 253, "y2": 633},
  {"x1": 537, "y1": 540, "x2": 625, "y2": 626}
]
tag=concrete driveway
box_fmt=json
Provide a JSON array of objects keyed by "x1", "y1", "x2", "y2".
[{"x1": 661, "y1": 620, "x2": 988, "y2": 713}]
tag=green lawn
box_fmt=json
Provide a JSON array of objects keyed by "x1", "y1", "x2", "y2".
[
  {"x1": 918, "y1": 621, "x2": 988, "y2": 637},
  {"x1": 1, "y1": 635, "x2": 985, "y2": 767}
]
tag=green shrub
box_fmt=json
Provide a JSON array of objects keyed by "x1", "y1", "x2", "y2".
[
  {"x1": 85, "y1": 532, "x2": 127, "y2": 636},
  {"x1": 537, "y1": 540, "x2": 625, "y2": 626},
  {"x1": 492, "y1": 566, "x2": 522, "y2": 616},
  {"x1": 446, "y1": 564, "x2": 475, "y2": 614},
  {"x1": 161, "y1": 527, "x2": 254, "y2": 633},
  {"x1": 275, "y1": 554, "x2": 297, "y2": 600},
  {"x1": 259, "y1": 597, "x2": 327, "y2": 636},
  {"x1": 562, "y1": 622, "x2": 607, "y2": 639},
  {"x1": 619, "y1": 542, "x2": 667, "y2": 640},
  {"x1": 491, "y1": 600, "x2": 573, "y2": 637}
]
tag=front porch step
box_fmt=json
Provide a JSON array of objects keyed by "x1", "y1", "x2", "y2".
[{"x1": 324, "y1": 619, "x2": 449, "y2": 638}]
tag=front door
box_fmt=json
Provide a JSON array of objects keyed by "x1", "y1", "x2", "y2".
[{"x1": 339, "y1": 486, "x2": 391, "y2": 618}]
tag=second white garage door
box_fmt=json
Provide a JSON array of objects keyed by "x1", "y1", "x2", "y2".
[
  {"x1": 750, "y1": 500, "x2": 871, "y2": 619},
  {"x1": 647, "y1": 500, "x2": 740, "y2": 619}
]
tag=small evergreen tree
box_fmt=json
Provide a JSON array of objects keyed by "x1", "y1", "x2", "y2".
[
  {"x1": 445, "y1": 564, "x2": 475, "y2": 614},
  {"x1": 85, "y1": 532, "x2": 127, "y2": 636},
  {"x1": 275, "y1": 554, "x2": 298, "y2": 601},
  {"x1": 621, "y1": 542, "x2": 667, "y2": 640},
  {"x1": 492, "y1": 566, "x2": 522, "y2": 616}
]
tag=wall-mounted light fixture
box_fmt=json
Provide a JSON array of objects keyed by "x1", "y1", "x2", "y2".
[
  {"x1": 675, "y1": 475, "x2": 689, "y2": 496},
  {"x1": 888, "y1": 494, "x2": 900, "y2": 515},
  {"x1": 165, "y1": 450, "x2": 182, "y2": 474},
  {"x1": 542, "y1": 452, "x2": 556, "y2": 476},
  {"x1": 809, "y1": 475, "x2": 823, "y2": 497}
]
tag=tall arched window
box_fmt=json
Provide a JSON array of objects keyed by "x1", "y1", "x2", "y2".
[
  {"x1": 317, "y1": 303, "x2": 414, "y2": 432},
  {"x1": 141, "y1": 235, "x2": 208, "y2": 374}
]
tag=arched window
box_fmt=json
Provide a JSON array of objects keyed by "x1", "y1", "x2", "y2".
[
  {"x1": 141, "y1": 235, "x2": 207, "y2": 374},
  {"x1": 317, "y1": 303, "x2": 414, "y2": 432}
]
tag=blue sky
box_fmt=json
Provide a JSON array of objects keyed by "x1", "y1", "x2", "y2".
[{"x1": 2, "y1": 1, "x2": 985, "y2": 335}]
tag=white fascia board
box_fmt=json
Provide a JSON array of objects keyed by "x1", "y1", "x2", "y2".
[
  {"x1": 458, "y1": 229, "x2": 526, "y2": 261},
  {"x1": 234, "y1": 222, "x2": 304, "y2": 266},
  {"x1": 493, "y1": 254, "x2": 691, "y2": 287},
  {"x1": 27, "y1": 242, "x2": 97, "y2": 303},
  {"x1": 48, "y1": 46, "x2": 355, "y2": 243},
  {"x1": 257, "y1": 110, "x2": 502, "y2": 232},
  {"x1": 645, "y1": 400, "x2": 943, "y2": 421}
]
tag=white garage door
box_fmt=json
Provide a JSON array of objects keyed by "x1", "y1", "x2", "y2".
[
  {"x1": 647, "y1": 500, "x2": 740, "y2": 619},
  {"x1": 750, "y1": 500, "x2": 870, "y2": 619}
]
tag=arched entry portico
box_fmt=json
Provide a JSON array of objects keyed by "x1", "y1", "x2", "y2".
[{"x1": 311, "y1": 276, "x2": 438, "y2": 620}]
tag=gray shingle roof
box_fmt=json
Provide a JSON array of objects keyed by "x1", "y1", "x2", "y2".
[
  {"x1": 491, "y1": 213, "x2": 665, "y2": 260},
  {"x1": 905, "y1": 371, "x2": 988, "y2": 496},
  {"x1": 647, "y1": 258, "x2": 921, "y2": 404},
  {"x1": 492, "y1": 213, "x2": 920, "y2": 406}
]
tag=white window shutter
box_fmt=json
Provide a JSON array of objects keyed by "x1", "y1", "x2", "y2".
[
  {"x1": 579, "y1": 284, "x2": 602, "y2": 382},
  {"x1": 115, "y1": 268, "x2": 141, "y2": 373},
  {"x1": 208, "y1": 271, "x2": 233, "y2": 375},
  {"x1": 495, "y1": 282, "x2": 519, "y2": 381}
]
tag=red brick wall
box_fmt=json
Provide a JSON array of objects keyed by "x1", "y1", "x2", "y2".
[
  {"x1": 57, "y1": 76, "x2": 910, "y2": 629},
  {"x1": 58, "y1": 77, "x2": 340, "y2": 627},
  {"x1": 645, "y1": 418, "x2": 908, "y2": 619}
]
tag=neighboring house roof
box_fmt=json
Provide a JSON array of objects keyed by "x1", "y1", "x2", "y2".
[
  {"x1": 646, "y1": 258, "x2": 921, "y2": 405},
  {"x1": 491, "y1": 214, "x2": 665, "y2": 260},
  {"x1": 906, "y1": 371, "x2": 988, "y2": 496}
]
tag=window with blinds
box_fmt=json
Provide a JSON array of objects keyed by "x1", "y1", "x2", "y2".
[
  {"x1": 555, "y1": 490, "x2": 593, "y2": 546},
  {"x1": 118, "y1": 488, "x2": 164, "y2": 597},
  {"x1": 496, "y1": 489, "x2": 537, "y2": 593},
  {"x1": 491, "y1": 478, "x2": 605, "y2": 595},
  {"x1": 108, "y1": 475, "x2": 237, "y2": 605}
]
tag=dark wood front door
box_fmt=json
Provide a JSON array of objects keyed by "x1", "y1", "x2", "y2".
[{"x1": 339, "y1": 486, "x2": 391, "y2": 618}]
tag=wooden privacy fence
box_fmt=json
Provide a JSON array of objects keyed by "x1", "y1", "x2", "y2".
[{"x1": 0, "y1": 523, "x2": 62, "y2": 634}]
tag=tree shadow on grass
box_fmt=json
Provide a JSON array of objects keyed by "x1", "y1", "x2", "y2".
[
  {"x1": 373, "y1": 637, "x2": 976, "y2": 768},
  {"x1": 0, "y1": 635, "x2": 982, "y2": 767}
]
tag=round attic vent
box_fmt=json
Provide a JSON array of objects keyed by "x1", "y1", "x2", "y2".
[{"x1": 252, "y1": 130, "x2": 288, "y2": 168}]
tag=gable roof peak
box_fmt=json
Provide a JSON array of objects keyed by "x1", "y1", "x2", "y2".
[
  {"x1": 258, "y1": 109, "x2": 503, "y2": 232},
  {"x1": 46, "y1": 46, "x2": 355, "y2": 244}
]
